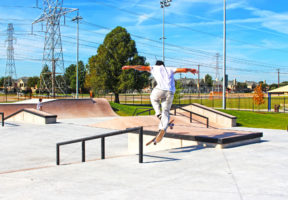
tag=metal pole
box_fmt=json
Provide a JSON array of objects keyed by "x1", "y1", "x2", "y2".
[
  {"x1": 160, "y1": 0, "x2": 171, "y2": 62},
  {"x1": 56, "y1": 144, "x2": 60, "y2": 165},
  {"x1": 101, "y1": 137, "x2": 105, "y2": 159},
  {"x1": 76, "y1": 13, "x2": 79, "y2": 99},
  {"x1": 278, "y1": 69, "x2": 280, "y2": 88},
  {"x1": 139, "y1": 127, "x2": 143, "y2": 163},
  {"x1": 72, "y1": 12, "x2": 82, "y2": 99},
  {"x1": 284, "y1": 96, "x2": 286, "y2": 113},
  {"x1": 1, "y1": 113, "x2": 3, "y2": 127},
  {"x1": 82, "y1": 141, "x2": 85, "y2": 162},
  {"x1": 162, "y1": 5, "x2": 165, "y2": 62},
  {"x1": 222, "y1": 0, "x2": 227, "y2": 109},
  {"x1": 198, "y1": 65, "x2": 200, "y2": 97}
]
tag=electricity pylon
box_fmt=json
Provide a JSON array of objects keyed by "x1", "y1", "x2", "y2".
[
  {"x1": 4, "y1": 23, "x2": 17, "y2": 92},
  {"x1": 32, "y1": 0, "x2": 77, "y2": 97}
]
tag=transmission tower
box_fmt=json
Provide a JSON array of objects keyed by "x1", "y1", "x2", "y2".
[
  {"x1": 4, "y1": 23, "x2": 17, "y2": 92},
  {"x1": 32, "y1": 0, "x2": 77, "y2": 97}
]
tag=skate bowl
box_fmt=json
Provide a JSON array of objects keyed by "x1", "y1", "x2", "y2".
[{"x1": 0, "y1": 98, "x2": 117, "y2": 119}]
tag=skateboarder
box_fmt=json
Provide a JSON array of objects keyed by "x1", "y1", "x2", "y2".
[{"x1": 122, "y1": 60, "x2": 197, "y2": 144}]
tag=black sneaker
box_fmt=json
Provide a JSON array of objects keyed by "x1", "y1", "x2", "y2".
[{"x1": 157, "y1": 114, "x2": 162, "y2": 120}]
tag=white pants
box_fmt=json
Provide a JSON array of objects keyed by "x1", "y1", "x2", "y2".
[{"x1": 150, "y1": 88, "x2": 174, "y2": 130}]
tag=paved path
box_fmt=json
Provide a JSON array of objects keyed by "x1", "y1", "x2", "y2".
[{"x1": 0, "y1": 119, "x2": 287, "y2": 200}]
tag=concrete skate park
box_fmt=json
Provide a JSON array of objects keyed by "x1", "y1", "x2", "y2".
[{"x1": 0, "y1": 98, "x2": 287, "y2": 200}]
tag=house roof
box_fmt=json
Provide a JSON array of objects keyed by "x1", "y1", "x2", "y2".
[{"x1": 268, "y1": 85, "x2": 288, "y2": 93}]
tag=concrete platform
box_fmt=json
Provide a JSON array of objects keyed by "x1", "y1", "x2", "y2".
[
  {"x1": 91, "y1": 115, "x2": 263, "y2": 152},
  {"x1": 5, "y1": 108, "x2": 57, "y2": 124}
]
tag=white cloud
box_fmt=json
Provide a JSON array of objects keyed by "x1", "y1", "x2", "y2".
[{"x1": 137, "y1": 13, "x2": 155, "y2": 25}]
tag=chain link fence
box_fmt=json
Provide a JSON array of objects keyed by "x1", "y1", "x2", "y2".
[{"x1": 1, "y1": 91, "x2": 286, "y2": 113}]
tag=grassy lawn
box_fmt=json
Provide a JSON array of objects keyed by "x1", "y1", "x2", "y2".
[
  {"x1": 219, "y1": 109, "x2": 288, "y2": 130},
  {"x1": 110, "y1": 102, "x2": 155, "y2": 116},
  {"x1": 110, "y1": 103, "x2": 288, "y2": 130},
  {"x1": 107, "y1": 94, "x2": 287, "y2": 110}
]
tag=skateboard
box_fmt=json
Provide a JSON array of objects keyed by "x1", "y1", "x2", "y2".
[{"x1": 146, "y1": 119, "x2": 175, "y2": 146}]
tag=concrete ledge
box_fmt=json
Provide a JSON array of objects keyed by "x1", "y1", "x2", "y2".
[
  {"x1": 128, "y1": 130, "x2": 263, "y2": 153},
  {"x1": 180, "y1": 103, "x2": 237, "y2": 128},
  {"x1": 5, "y1": 108, "x2": 57, "y2": 124}
]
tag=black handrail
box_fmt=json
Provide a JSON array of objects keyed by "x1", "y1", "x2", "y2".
[
  {"x1": 0, "y1": 112, "x2": 4, "y2": 127},
  {"x1": 174, "y1": 106, "x2": 209, "y2": 128},
  {"x1": 56, "y1": 126, "x2": 144, "y2": 165},
  {"x1": 133, "y1": 108, "x2": 153, "y2": 116}
]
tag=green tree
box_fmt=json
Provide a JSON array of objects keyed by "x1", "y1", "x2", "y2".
[
  {"x1": 27, "y1": 76, "x2": 40, "y2": 88},
  {"x1": 258, "y1": 81, "x2": 268, "y2": 92},
  {"x1": 236, "y1": 82, "x2": 248, "y2": 91},
  {"x1": 64, "y1": 61, "x2": 86, "y2": 93},
  {"x1": 204, "y1": 74, "x2": 213, "y2": 87},
  {"x1": 0, "y1": 77, "x2": 4, "y2": 87},
  {"x1": 86, "y1": 26, "x2": 149, "y2": 103},
  {"x1": 279, "y1": 81, "x2": 288, "y2": 87},
  {"x1": 269, "y1": 83, "x2": 278, "y2": 90},
  {"x1": 173, "y1": 80, "x2": 183, "y2": 104},
  {"x1": 39, "y1": 65, "x2": 51, "y2": 92}
]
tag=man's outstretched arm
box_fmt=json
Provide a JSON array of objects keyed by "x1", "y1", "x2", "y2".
[
  {"x1": 175, "y1": 68, "x2": 198, "y2": 74},
  {"x1": 122, "y1": 65, "x2": 151, "y2": 72}
]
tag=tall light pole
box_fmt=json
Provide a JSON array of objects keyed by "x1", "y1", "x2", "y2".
[
  {"x1": 277, "y1": 69, "x2": 280, "y2": 87},
  {"x1": 222, "y1": 0, "x2": 227, "y2": 109},
  {"x1": 160, "y1": 0, "x2": 172, "y2": 63},
  {"x1": 72, "y1": 11, "x2": 83, "y2": 99}
]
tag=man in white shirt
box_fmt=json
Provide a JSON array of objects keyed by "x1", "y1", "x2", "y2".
[
  {"x1": 122, "y1": 60, "x2": 197, "y2": 143},
  {"x1": 37, "y1": 98, "x2": 43, "y2": 111}
]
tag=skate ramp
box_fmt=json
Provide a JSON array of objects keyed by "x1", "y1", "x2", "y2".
[
  {"x1": 41, "y1": 98, "x2": 117, "y2": 119},
  {"x1": 0, "y1": 98, "x2": 117, "y2": 119}
]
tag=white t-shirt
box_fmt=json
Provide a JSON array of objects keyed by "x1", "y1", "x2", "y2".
[
  {"x1": 150, "y1": 65, "x2": 177, "y2": 93},
  {"x1": 37, "y1": 101, "x2": 42, "y2": 110}
]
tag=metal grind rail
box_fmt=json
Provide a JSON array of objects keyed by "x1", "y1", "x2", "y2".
[
  {"x1": 174, "y1": 106, "x2": 209, "y2": 128},
  {"x1": 56, "y1": 127, "x2": 144, "y2": 165},
  {"x1": 0, "y1": 112, "x2": 4, "y2": 127}
]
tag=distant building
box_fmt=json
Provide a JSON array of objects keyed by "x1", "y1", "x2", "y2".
[
  {"x1": 17, "y1": 77, "x2": 29, "y2": 91},
  {"x1": 212, "y1": 80, "x2": 223, "y2": 92},
  {"x1": 227, "y1": 79, "x2": 237, "y2": 92},
  {"x1": 245, "y1": 80, "x2": 257, "y2": 90}
]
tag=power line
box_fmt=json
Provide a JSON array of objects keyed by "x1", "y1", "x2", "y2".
[
  {"x1": 94, "y1": 1, "x2": 288, "y2": 54},
  {"x1": 79, "y1": 20, "x2": 288, "y2": 69}
]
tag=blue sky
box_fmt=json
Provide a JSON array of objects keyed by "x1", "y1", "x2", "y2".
[{"x1": 0, "y1": 0, "x2": 288, "y2": 84}]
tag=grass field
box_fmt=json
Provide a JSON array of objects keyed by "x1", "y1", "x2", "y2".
[
  {"x1": 110, "y1": 102, "x2": 154, "y2": 116},
  {"x1": 106, "y1": 94, "x2": 287, "y2": 111},
  {"x1": 110, "y1": 103, "x2": 288, "y2": 130},
  {"x1": 219, "y1": 109, "x2": 288, "y2": 130}
]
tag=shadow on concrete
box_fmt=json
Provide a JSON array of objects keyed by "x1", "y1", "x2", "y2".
[
  {"x1": 169, "y1": 145, "x2": 205, "y2": 153},
  {"x1": 2, "y1": 122, "x2": 20, "y2": 127},
  {"x1": 142, "y1": 154, "x2": 181, "y2": 164}
]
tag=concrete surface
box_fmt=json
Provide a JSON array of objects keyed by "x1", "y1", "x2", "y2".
[{"x1": 0, "y1": 119, "x2": 288, "y2": 200}]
